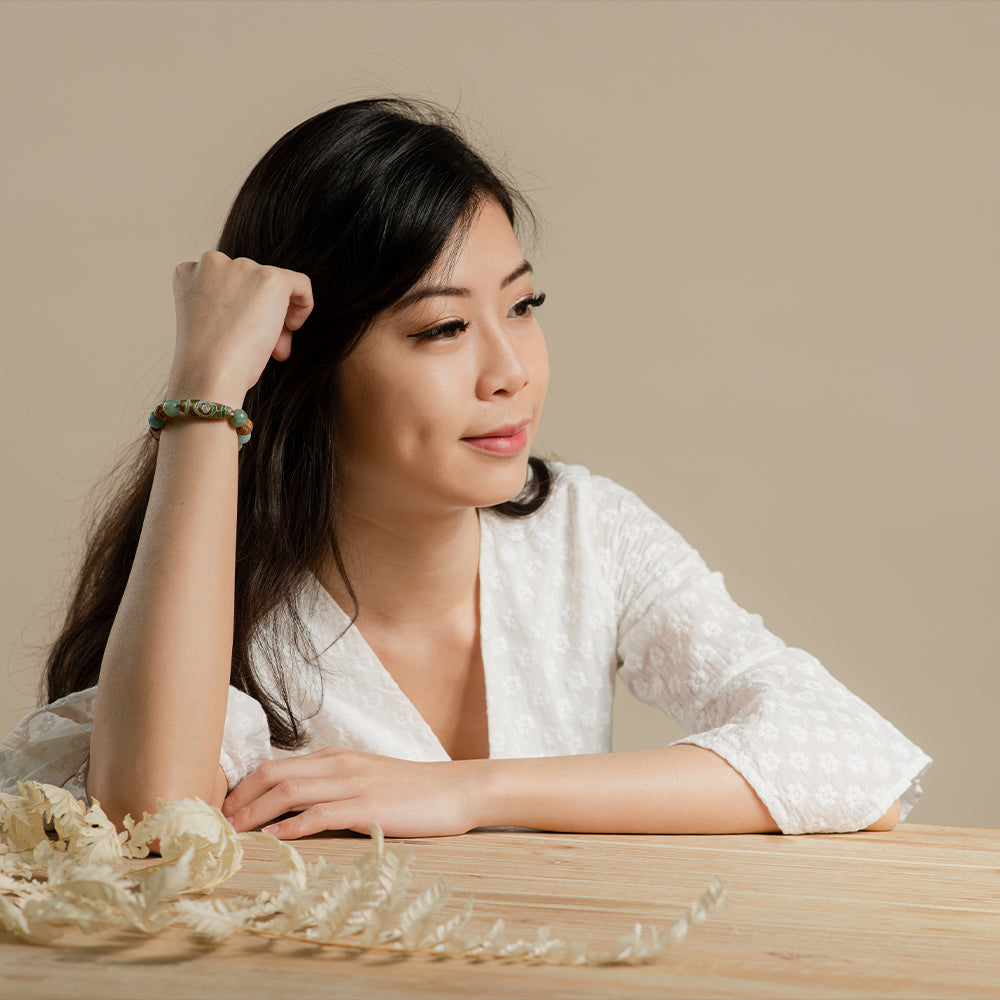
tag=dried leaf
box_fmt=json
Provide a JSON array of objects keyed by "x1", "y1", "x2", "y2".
[
  {"x1": 0, "y1": 893, "x2": 31, "y2": 938},
  {"x1": 0, "y1": 788, "x2": 49, "y2": 853},
  {"x1": 241, "y1": 831, "x2": 307, "y2": 886},
  {"x1": 70, "y1": 800, "x2": 127, "y2": 865},
  {"x1": 398, "y1": 876, "x2": 451, "y2": 948},
  {"x1": 0, "y1": 782, "x2": 725, "y2": 964},
  {"x1": 127, "y1": 796, "x2": 242, "y2": 890},
  {"x1": 174, "y1": 896, "x2": 251, "y2": 942},
  {"x1": 33, "y1": 784, "x2": 88, "y2": 845}
]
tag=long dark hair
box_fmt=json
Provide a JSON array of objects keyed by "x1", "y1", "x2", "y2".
[{"x1": 43, "y1": 98, "x2": 551, "y2": 748}]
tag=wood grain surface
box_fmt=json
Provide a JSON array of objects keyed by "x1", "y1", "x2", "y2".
[{"x1": 1, "y1": 823, "x2": 997, "y2": 999}]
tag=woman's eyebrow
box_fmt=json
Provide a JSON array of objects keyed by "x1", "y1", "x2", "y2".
[{"x1": 392, "y1": 260, "x2": 533, "y2": 311}]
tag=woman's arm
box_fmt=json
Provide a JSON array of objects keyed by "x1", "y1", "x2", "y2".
[
  {"x1": 472, "y1": 745, "x2": 898, "y2": 833},
  {"x1": 220, "y1": 743, "x2": 900, "y2": 839},
  {"x1": 86, "y1": 253, "x2": 312, "y2": 826},
  {"x1": 86, "y1": 414, "x2": 240, "y2": 824},
  {"x1": 478, "y1": 745, "x2": 780, "y2": 833}
]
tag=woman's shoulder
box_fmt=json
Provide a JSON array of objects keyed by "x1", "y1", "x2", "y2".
[
  {"x1": 534, "y1": 461, "x2": 666, "y2": 529},
  {"x1": 485, "y1": 461, "x2": 673, "y2": 551},
  {"x1": 540, "y1": 460, "x2": 637, "y2": 505}
]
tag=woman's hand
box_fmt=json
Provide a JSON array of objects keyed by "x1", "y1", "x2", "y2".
[
  {"x1": 169, "y1": 251, "x2": 314, "y2": 402},
  {"x1": 221, "y1": 748, "x2": 481, "y2": 840}
]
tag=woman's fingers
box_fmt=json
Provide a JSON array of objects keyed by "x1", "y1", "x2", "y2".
[
  {"x1": 270, "y1": 327, "x2": 294, "y2": 362},
  {"x1": 169, "y1": 251, "x2": 314, "y2": 399},
  {"x1": 227, "y1": 778, "x2": 351, "y2": 834},
  {"x1": 283, "y1": 271, "x2": 315, "y2": 330},
  {"x1": 261, "y1": 803, "x2": 368, "y2": 841},
  {"x1": 221, "y1": 749, "x2": 477, "y2": 840},
  {"x1": 222, "y1": 750, "x2": 347, "y2": 830},
  {"x1": 269, "y1": 273, "x2": 314, "y2": 362}
]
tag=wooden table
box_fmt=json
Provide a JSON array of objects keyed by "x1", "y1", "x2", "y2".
[{"x1": 1, "y1": 823, "x2": 998, "y2": 999}]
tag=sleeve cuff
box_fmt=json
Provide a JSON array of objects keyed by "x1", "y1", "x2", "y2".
[{"x1": 217, "y1": 686, "x2": 273, "y2": 791}]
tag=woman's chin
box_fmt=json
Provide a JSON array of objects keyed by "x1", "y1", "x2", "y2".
[{"x1": 470, "y1": 461, "x2": 535, "y2": 509}]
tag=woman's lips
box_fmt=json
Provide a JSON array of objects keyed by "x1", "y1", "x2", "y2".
[{"x1": 462, "y1": 421, "x2": 530, "y2": 455}]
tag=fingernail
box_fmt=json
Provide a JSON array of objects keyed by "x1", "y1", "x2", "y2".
[{"x1": 262, "y1": 823, "x2": 281, "y2": 836}]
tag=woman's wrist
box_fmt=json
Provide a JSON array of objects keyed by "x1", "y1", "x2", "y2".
[
  {"x1": 166, "y1": 360, "x2": 250, "y2": 407},
  {"x1": 453, "y1": 757, "x2": 509, "y2": 830},
  {"x1": 164, "y1": 382, "x2": 248, "y2": 408}
]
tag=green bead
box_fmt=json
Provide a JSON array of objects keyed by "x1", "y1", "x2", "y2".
[
  {"x1": 148, "y1": 411, "x2": 167, "y2": 430},
  {"x1": 229, "y1": 409, "x2": 249, "y2": 429},
  {"x1": 162, "y1": 399, "x2": 181, "y2": 417}
]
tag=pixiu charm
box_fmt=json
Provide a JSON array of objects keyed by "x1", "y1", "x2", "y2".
[{"x1": 148, "y1": 398, "x2": 253, "y2": 448}]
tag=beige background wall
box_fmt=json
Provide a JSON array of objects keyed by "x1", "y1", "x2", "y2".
[{"x1": 1, "y1": 1, "x2": 996, "y2": 827}]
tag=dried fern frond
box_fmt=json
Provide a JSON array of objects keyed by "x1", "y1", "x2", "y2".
[
  {"x1": 0, "y1": 781, "x2": 726, "y2": 964},
  {"x1": 0, "y1": 787, "x2": 49, "y2": 854}
]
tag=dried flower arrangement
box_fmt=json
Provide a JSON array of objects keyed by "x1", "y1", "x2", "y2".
[{"x1": 0, "y1": 781, "x2": 725, "y2": 964}]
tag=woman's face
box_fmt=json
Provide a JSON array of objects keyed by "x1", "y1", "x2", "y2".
[{"x1": 336, "y1": 199, "x2": 549, "y2": 519}]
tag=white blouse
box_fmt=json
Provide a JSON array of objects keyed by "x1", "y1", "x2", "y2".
[{"x1": 0, "y1": 464, "x2": 930, "y2": 834}]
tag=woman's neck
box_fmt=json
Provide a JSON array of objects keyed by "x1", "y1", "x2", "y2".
[{"x1": 319, "y1": 504, "x2": 481, "y2": 629}]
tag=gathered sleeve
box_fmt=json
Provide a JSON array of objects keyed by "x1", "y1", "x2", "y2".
[
  {"x1": 605, "y1": 482, "x2": 931, "y2": 834},
  {"x1": 0, "y1": 685, "x2": 274, "y2": 803}
]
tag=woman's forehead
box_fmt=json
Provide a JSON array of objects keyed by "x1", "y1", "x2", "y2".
[{"x1": 418, "y1": 202, "x2": 525, "y2": 291}]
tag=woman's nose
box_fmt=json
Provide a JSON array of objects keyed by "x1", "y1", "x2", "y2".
[{"x1": 475, "y1": 324, "x2": 529, "y2": 399}]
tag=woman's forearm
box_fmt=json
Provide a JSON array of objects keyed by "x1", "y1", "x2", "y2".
[
  {"x1": 86, "y1": 255, "x2": 313, "y2": 827},
  {"x1": 467, "y1": 745, "x2": 901, "y2": 834},
  {"x1": 222, "y1": 741, "x2": 901, "y2": 840},
  {"x1": 88, "y1": 415, "x2": 239, "y2": 824},
  {"x1": 468, "y1": 744, "x2": 781, "y2": 834}
]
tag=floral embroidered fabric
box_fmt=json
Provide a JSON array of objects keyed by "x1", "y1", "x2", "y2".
[{"x1": 1, "y1": 464, "x2": 930, "y2": 833}]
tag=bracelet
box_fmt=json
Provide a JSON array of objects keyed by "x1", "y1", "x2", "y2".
[{"x1": 148, "y1": 398, "x2": 253, "y2": 448}]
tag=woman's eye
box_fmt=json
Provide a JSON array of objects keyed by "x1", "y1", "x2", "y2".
[
  {"x1": 510, "y1": 291, "x2": 546, "y2": 318},
  {"x1": 408, "y1": 319, "x2": 470, "y2": 342}
]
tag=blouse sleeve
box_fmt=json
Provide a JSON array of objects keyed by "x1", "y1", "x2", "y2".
[
  {"x1": 0, "y1": 685, "x2": 274, "y2": 803},
  {"x1": 604, "y1": 480, "x2": 932, "y2": 834}
]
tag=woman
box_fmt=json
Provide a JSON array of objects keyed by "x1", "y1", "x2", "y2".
[{"x1": 1, "y1": 98, "x2": 930, "y2": 837}]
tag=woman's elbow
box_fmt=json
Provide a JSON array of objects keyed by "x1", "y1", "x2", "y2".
[
  {"x1": 87, "y1": 764, "x2": 228, "y2": 830},
  {"x1": 864, "y1": 798, "x2": 902, "y2": 831}
]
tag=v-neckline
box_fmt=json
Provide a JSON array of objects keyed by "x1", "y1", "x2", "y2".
[{"x1": 306, "y1": 512, "x2": 494, "y2": 762}]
